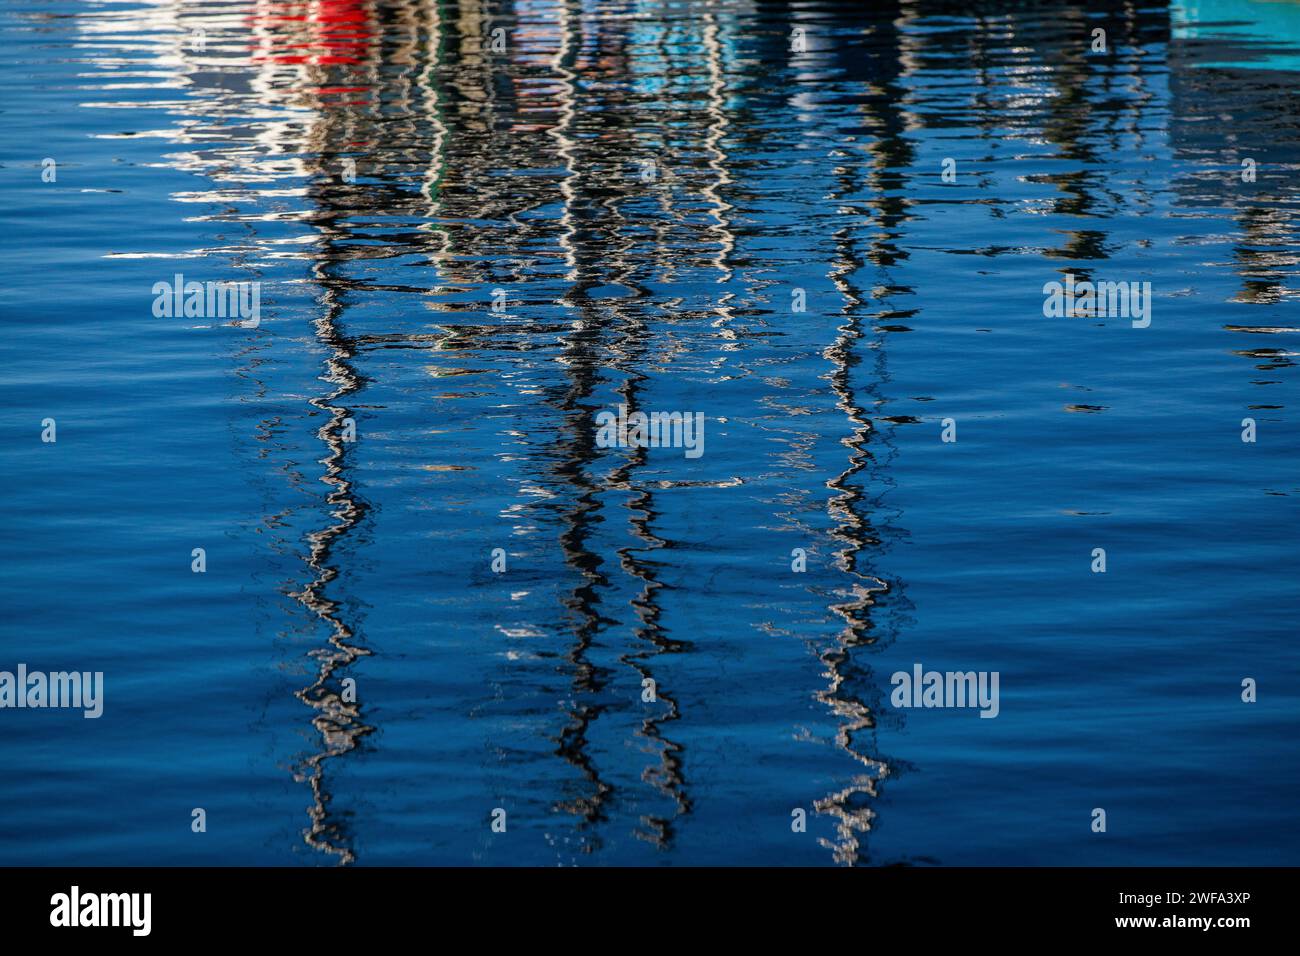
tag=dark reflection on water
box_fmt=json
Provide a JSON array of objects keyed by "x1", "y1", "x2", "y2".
[
  {"x1": 292, "y1": 257, "x2": 373, "y2": 864},
  {"x1": 4, "y1": 0, "x2": 1299, "y2": 866}
]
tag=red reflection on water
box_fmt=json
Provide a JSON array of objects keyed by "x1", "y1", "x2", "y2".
[{"x1": 248, "y1": 0, "x2": 375, "y2": 68}]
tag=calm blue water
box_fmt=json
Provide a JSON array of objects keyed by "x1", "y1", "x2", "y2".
[{"x1": 2, "y1": 0, "x2": 1297, "y2": 867}]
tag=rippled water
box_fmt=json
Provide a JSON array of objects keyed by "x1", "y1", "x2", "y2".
[{"x1": 2, "y1": 0, "x2": 1298, "y2": 866}]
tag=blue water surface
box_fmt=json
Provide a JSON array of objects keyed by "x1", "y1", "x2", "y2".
[{"x1": 1, "y1": 0, "x2": 1297, "y2": 866}]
